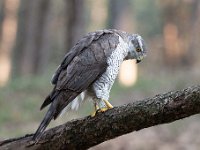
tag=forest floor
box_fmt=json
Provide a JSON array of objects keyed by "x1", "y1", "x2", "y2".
[{"x1": 0, "y1": 68, "x2": 200, "y2": 150}]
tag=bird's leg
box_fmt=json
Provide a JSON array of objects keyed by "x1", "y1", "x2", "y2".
[
  {"x1": 91, "y1": 102, "x2": 99, "y2": 117},
  {"x1": 103, "y1": 99, "x2": 113, "y2": 109},
  {"x1": 98, "y1": 99, "x2": 113, "y2": 112},
  {"x1": 91, "y1": 99, "x2": 113, "y2": 116}
]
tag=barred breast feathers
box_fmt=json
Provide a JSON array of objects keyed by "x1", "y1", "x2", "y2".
[{"x1": 92, "y1": 35, "x2": 129, "y2": 100}]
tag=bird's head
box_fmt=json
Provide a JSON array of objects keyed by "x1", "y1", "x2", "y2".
[{"x1": 126, "y1": 34, "x2": 147, "y2": 63}]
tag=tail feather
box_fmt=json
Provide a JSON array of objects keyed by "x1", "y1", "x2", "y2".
[
  {"x1": 33, "y1": 105, "x2": 54, "y2": 140},
  {"x1": 53, "y1": 91, "x2": 79, "y2": 119},
  {"x1": 40, "y1": 95, "x2": 51, "y2": 110},
  {"x1": 33, "y1": 91, "x2": 79, "y2": 140},
  {"x1": 40, "y1": 91, "x2": 59, "y2": 110}
]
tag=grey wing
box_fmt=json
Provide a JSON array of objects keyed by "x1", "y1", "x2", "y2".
[
  {"x1": 51, "y1": 29, "x2": 116, "y2": 85},
  {"x1": 56, "y1": 55, "x2": 107, "y2": 93}
]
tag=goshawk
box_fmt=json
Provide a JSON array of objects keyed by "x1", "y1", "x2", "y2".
[{"x1": 33, "y1": 29, "x2": 147, "y2": 140}]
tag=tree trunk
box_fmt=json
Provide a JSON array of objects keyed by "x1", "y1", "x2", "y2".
[
  {"x1": 64, "y1": 0, "x2": 86, "y2": 52},
  {"x1": 0, "y1": 0, "x2": 5, "y2": 43},
  {"x1": 188, "y1": 0, "x2": 200, "y2": 64},
  {"x1": 13, "y1": 0, "x2": 51, "y2": 76},
  {"x1": 0, "y1": 0, "x2": 18, "y2": 86},
  {"x1": 12, "y1": 0, "x2": 29, "y2": 76},
  {"x1": 0, "y1": 85, "x2": 200, "y2": 150},
  {"x1": 107, "y1": 0, "x2": 134, "y2": 31},
  {"x1": 23, "y1": 0, "x2": 51, "y2": 75},
  {"x1": 160, "y1": 1, "x2": 197, "y2": 67}
]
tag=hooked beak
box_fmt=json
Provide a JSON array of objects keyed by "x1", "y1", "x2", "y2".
[
  {"x1": 136, "y1": 59, "x2": 141, "y2": 63},
  {"x1": 136, "y1": 54, "x2": 146, "y2": 64}
]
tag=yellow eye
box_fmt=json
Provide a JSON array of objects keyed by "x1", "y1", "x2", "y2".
[{"x1": 136, "y1": 48, "x2": 141, "y2": 52}]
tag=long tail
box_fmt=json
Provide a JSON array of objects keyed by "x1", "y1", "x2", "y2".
[
  {"x1": 33, "y1": 91, "x2": 79, "y2": 140},
  {"x1": 32, "y1": 105, "x2": 55, "y2": 140}
]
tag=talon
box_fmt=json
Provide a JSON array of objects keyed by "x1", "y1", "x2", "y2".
[
  {"x1": 91, "y1": 100, "x2": 113, "y2": 116},
  {"x1": 98, "y1": 107, "x2": 109, "y2": 112},
  {"x1": 91, "y1": 111, "x2": 96, "y2": 117},
  {"x1": 91, "y1": 103, "x2": 99, "y2": 117},
  {"x1": 103, "y1": 99, "x2": 113, "y2": 109}
]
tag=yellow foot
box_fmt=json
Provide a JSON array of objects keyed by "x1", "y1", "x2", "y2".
[
  {"x1": 98, "y1": 107, "x2": 109, "y2": 112},
  {"x1": 91, "y1": 104, "x2": 99, "y2": 117},
  {"x1": 103, "y1": 99, "x2": 113, "y2": 109},
  {"x1": 91, "y1": 111, "x2": 96, "y2": 117},
  {"x1": 91, "y1": 100, "x2": 113, "y2": 117},
  {"x1": 91, "y1": 107, "x2": 108, "y2": 117}
]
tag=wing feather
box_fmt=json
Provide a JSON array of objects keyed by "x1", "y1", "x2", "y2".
[{"x1": 51, "y1": 29, "x2": 116, "y2": 85}]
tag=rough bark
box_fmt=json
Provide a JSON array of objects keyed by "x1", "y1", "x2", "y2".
[{"x1": 1, "y1": 85, "x2": 200, "y2": 150}]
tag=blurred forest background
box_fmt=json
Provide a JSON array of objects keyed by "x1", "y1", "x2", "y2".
[{"x1": 0, "y1": 0, "x2": 200, "y2": 149}]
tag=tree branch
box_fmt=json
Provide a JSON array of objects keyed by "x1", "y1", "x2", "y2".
[{"x1": 1, "y1": 85, "x2": 200, "y2": 150}]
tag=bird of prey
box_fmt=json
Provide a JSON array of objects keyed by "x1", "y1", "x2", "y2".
[{"x1": 33, "y1": 29, "x2": 147, "y2": 140}]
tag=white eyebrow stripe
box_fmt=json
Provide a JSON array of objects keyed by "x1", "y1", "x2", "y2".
[{"x1": 137, "y1": 36, "x2": 144, "y2": 52}]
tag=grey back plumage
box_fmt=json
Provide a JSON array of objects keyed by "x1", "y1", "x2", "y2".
[{"x1": 51, "y1": 29, "x2": 120, "y2": 85}]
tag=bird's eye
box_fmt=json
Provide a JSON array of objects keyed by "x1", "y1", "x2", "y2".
[{"x1": 136, "y1": 48, "x2": 141, "y2": 52}]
